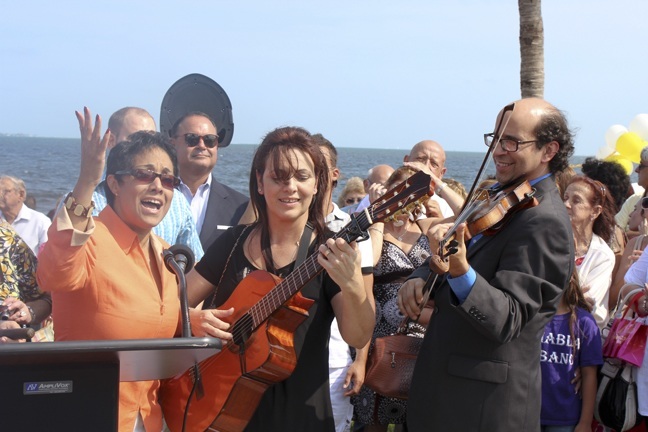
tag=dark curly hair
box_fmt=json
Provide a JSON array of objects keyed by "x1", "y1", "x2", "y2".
[
  {"x1": 581, "y1": 157, "x2": 631, "y2": 213},
  {"x1": 534, "y1": 107, "x2": 575, "y2": 175},
  {"x1": 105, "y1": 131, "x2": 178, "y2": 207}
]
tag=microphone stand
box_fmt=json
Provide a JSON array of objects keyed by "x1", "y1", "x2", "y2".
[
  {"x1": 164, "y1": 251, "x2": 192, "y2": 338},
  {"x1": 164, "y1": 250, "x2": 206, "y2": 407}
]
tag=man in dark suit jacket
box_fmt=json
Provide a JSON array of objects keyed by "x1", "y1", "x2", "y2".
[
  {"x1": 170, "y1": 112, "x2": 248, "y2": 251},
  {"x1": 398, "y1": 98, "x2": 575, "y2": 431}
]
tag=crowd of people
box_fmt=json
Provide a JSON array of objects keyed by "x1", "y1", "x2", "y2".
[{"x1": 3, "y1": 96, "x2": 648, "y2": 432}]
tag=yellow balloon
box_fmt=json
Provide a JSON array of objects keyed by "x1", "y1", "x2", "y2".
[
  {"x1": 616, "y1": 131, "x2": 644, "y2": 163},
  {"x1": 604, "y1": 153, "x2": 634, "y2": 175}
]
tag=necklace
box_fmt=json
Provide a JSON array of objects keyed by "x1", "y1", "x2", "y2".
[
  {"x1": 388, "y1": 220, "x2": 411, "y2": 242},
  {"x1": 574, "y1": 235, "x2": 591, "y2": 262}
]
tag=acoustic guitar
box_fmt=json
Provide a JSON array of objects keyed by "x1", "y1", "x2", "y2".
[{"x1": 160, "y1": 171, "x2": 433, "y2": 432}]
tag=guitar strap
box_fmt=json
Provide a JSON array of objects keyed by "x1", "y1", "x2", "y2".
[
  {"x1": 295, "y1": 222, "x2": 314, "y2": 267},
  {"x1": 207, "y1": 225, "x2": 252, "y2": 310}
]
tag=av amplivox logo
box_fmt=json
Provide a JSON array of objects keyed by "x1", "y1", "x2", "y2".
[{"x1": 24, "y1": 381, "x2": 73, "y2": 395}]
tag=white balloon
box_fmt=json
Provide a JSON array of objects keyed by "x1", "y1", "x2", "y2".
[
  {"x1": 596, "y1": 145, "x2": 615, "y2": 160},
  {"x1": 605, "y1": 124, "x2": 628, "y2": 149},
  {"x1": 629, "y1": 114, "x2": 648, "y2": 141}
]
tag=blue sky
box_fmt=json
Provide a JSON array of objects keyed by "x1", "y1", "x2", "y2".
[{"x1": 1, "y1": 1, "x2": 647, "y2": 156}]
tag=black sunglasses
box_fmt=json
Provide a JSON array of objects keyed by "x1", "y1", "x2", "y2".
[
  {"x1": 181, "y1": 133, "x2": 219, "y2": 148},
  {"x1": 642, "y1": 197, "x2": 648, "y2": 210},
  {"x1": 114, "y1": 169, "x2": 181, "y2": 190}
]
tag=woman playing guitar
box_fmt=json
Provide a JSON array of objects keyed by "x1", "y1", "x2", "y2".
[{"x1": 178, "y1": 126, "x2": 374, "y2": 431}]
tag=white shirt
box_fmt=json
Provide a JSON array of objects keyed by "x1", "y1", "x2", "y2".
[
  {"x1": 624, "y1": 247, "x2": 648, "y2": 415},
  {"x1": 578, "y1": 233, "x2": 615, "y2": 328},
  {"x1": 0, "y1": 204, "x2": 51, "y2": 256},
  {"x1": 178, "y1": 173, "x2": 212, "y2": 234},
  {"x1": 429, "y1": 193, "x2": 454, "y2": 218},
  {"x1": 326, "y1": 202, "x2": 373, "y2": 368},
  {"x1": 624, "y1": 240, "x2": 648, "y2": 288}
]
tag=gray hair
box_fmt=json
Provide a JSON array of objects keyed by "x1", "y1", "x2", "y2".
[
  {"x1": 0, "y1": 175, "x2": 26, "y2": 195},
  {"x1": 641, "y1": 146, "x2": 648, "y2": 163}
]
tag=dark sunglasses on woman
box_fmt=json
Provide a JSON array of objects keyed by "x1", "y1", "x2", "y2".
[{"x1": 114, "y1": 169, "x2": 181, "y2": 190}]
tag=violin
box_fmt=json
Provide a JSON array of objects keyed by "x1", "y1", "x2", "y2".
[
  {"x1": 464, "y1": 179, "x2": 538, "y2": 237},
  {"x1": 427, "y1": 179, "x2": 538, "y2": 276}
]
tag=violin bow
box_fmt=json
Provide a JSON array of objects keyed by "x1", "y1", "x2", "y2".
[
  {"x1": 460, "y1": 102, "x2": 516, "y2": 214},
  {"x1": 436, "y1": 103, "x2": 516, "y2": 251}
]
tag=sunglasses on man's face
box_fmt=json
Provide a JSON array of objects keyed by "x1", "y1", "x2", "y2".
[
  {"x1": 114, "y1": 169, "x2": 181, "y2": 190},
  {"x1": 345, "y1": 196, "x2": 363, "y2": 205},
  {"x1": 181, "y1": 133, "x2": 219, "y2": 148}
]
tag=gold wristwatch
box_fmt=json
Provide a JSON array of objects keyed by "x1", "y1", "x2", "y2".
[{"x1": 64, "y1": 193, "x2": 95, "y2": 218}]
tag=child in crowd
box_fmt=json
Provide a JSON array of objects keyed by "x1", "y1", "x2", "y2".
[{"x1": 540, "y1": 270, "x2": 603, "y2": 432}]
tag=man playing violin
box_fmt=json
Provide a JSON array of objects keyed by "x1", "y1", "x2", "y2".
[{"x1": 398, "y1": 97, "x2": 575, "y2": 432}]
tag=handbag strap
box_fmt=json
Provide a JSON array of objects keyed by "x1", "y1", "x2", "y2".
[{"x1": 614, "y1": 285, "x2": 644, "y2": 320}]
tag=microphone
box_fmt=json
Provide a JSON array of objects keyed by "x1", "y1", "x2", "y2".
[
  {"x1": 163, "y1": 244, "x2": 196, "y2": 339},
  {"x1": 0, "y1": 327, "x2": 35, "y2": 340},
  {"x1": 164, "y1": 244, "x2": 195, "y2": 274}
]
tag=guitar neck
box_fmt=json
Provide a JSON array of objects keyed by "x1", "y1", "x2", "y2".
[{"x1": 248, "y1": 211, "x2": 372, "y2": 328}]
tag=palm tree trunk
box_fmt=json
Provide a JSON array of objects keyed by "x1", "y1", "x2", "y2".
[{"x1": 518, "y1": 0, "x2": 544, "y2": 98}]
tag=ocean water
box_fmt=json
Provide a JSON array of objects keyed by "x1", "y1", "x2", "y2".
[{"x1": 0, "y1": 136, "x2": 589, "y2": 215}]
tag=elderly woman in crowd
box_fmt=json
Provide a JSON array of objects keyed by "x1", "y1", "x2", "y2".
[
  {"x1": 36, "y1": 108, "x2": 181, "y2": 431},
  {"x1": 563, "y1": 175, "x2": 617, "y2": 329},
  {"x1": 0, "y1": 221, "x2": 51, "y2": 342},
  {"x1": 338, "y1": 176, "x2": 365, "y2": 212}
]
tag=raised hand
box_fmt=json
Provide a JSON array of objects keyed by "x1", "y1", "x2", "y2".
[{"x1": 75, "y1": 106, "x2": 111, "y2": 190}]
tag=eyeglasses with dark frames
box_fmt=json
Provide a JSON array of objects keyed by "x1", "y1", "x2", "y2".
[
  {"x1": 180, "y1": 133, "x2": 219, "y2": 148},
  {"x1": 483, "y1": 133, "x2": 539, "y2": 152},
  {"x1": 114, "y1": 169, "x2": 181, "y2": 190},
  {"x1": 636, "y1": 163, "x2": 648, "y2": 171}
]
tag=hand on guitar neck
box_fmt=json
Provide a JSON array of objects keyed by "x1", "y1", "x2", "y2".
[{"x1": 318, "y1": 236, "x2": 373, "y2": 349}]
